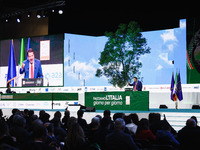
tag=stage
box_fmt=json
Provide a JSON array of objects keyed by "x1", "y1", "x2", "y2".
[{"x1": 1, "y1": 84, "x2": 200, "y2": 132}]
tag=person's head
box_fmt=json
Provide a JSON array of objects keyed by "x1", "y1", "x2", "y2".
[
  {"x1": 13, "y1": 115, "x2": 26, "y2": 128},
  {"x1": 113, "y1": 113, "x2": 125, "y2": 121},
  {"x1": 129, "y1": 113, "x2": 139, "y2": 125},
  {"x1": 124, "y1": 116, "x2": 132, "y2": 124},
  {"x1": 114, "y1": 118, "x2": 125, "y2": 131},
  {"x1": 104, "y1": 110, "x2": 111, "y2": 118},
  {"x1": 91, "y1": 117, "x2": 100, "y2": 129},
  {"x1": 23, "y1": 109, "x2": 29, "y2": 116},
  {"x1": 186, "y1": 118, "x2": 196, "y2": 127},
  {"x1": 33, "y1": 125, "x2": 48, "y2": 141},
  {"x1": 27, "y1": 48, "x2": 35, "y2": 64},
  {"x1": 28, "y1": 110, "x2": 34, "y2": 117},
  {"x1": 40, "y1": 112, "x2": 50, "y2": 123},
  {"x1": 67, "y1": 117, "x2": 77, "y2": 129},
  {"x1": 138, "y1": 118, "x2": 149, "y2": 130},
  {"x1": 191, "y1": 116, "x2": 198, "y2": 126},
  {"x1": 64, "y1": 110, "x2": 70, "y2": 118},
  {"x1": 39, "y1": 110, "x2": 45, "y2": 118},
  {"x1": 100, "y1": 117, "x2": 111, "y2": 129},
  {"x1": 133, "y1": 77, "x2": 138, "y2": 82},
  {"x1": 77, "y1": 109, "x2": 84, "y2": 118},
  {"x1": 54, "y1": 111, "x2": 62, "y2": 119},
  {"x1": 148, "y1": 113, "x2": 161, "y2": 123},
  {"x1": 65, "y1": 123, "x2": 85, "y2": 149},
  {"x1": 12, "y1": 108, "x2": 19, "y2": 115}
]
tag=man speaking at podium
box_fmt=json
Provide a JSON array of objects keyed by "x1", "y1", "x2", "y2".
[
  {"x1": 128, "y1": 77, "x2": 142, "y2": 91},
  {"x1": 20, "y1": 48, "x2": 43, "y2": 78}
]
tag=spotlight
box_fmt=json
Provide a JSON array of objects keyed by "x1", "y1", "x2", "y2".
[
  {"x1": 52, "y1": 9, "x2": 55, "y2": 13},
  {"x1": 42, "y1": 10, "x2": 48, "y2": 18},
  {"x1": 36, "y1": 11, "x2": 41, "y2": 18},
  {"x1": 58, "y1": 10, "x2": 63, "y2": 14},
  {"x1": 27, "y1": 12, "x2": 31, "y2": 18},
  {"x1": 5, "y1": 18, "x2": 9, "y2": 23},
  {"x1": 17, "y1": 16, "x2": 21, "y2": 23}
]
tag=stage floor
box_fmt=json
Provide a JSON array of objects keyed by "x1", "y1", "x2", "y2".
[{"x1": 2, "y1": 108, "x2": 200, "y2": 132}]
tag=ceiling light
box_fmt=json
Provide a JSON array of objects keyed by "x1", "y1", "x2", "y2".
[
  {"x1": 27, "y1": 12, "x2": 31, "y2": 18},
  {"x1": 36, "y1": 11, "x2": 41, "y2": 18},
  {"x1": 17, "y1": 16, "x2": 21, "y2": 23},
  {"x1": 43, "y1": 10, "x2": 48, "y2": 18},
  {"x1": 58, "y1": 10, "x2": 63, "y2": 14}
]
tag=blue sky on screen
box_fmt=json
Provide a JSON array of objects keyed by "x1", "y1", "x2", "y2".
[{"x1": 64, "y1": 19, "x2": 186, "y2": 86}]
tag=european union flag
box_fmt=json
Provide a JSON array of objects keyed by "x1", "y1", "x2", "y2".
[
  {"x1": 170, "y1": 72, "x2": 174, "y2": 101},
  {"x1": 7, "y1": 40, "x2": 16, "y2": 87},
  {"x1": 26, "y1": 37, "x2": 30, "y2": 59},
  {"x1": 175, "y1": 72, "x2": 183, "y2": 101}
]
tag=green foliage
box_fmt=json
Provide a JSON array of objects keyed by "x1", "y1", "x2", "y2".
[{"x1": 96, "y1": 21, "x2": 151, "y2": 88}]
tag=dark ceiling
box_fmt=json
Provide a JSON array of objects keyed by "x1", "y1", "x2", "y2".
[{"x1": 0, "y1": 0, "x2": 199, "y2": 37}]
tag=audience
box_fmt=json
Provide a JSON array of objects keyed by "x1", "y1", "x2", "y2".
[
  {"x1": 136, "y1": 118, "x2": 156, "y2": 141},
  {"x1": 10, "y1": 115, "x2": 30, "y2": 145},
  {"x1": 62, "y1": 108, "x2": 70, "y2": 129},
  {"x1": 178, "y1": 118, "x2": 200, "y2": 150},
  {"x1": 124, "y1": 115, "x2": 137, "y2": 136},
  {"x1": 105, "y1": 118, "x2": 138, "y2": 150},
  {"x1": 0, "y1": 108, "x2": 200, "y2": 150},
  {"x1": 156, "y1": 120, "x2": 180, "y2": 148},
  {"x1": 65, "y1": 123, "x2": 89, "y2": 150},
  {"x1": 21, "y1": 124, "x2": 55, "y2": 150},
  {"x1": 86, "y1": 117, "x2": 100, "y2": 143},
  {"x1": 94, "y1": 117, "x2": 112, "y2": 150},
  {"x1": 149, "y1": 113, "x2": 162, "y2": 135},
  {"x1": 77, "y1": 109, "x2": 88, "y2": 130}
]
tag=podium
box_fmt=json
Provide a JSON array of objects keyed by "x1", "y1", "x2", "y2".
[
  {"x1": 85, "y1": 91, "x2": 149, "y2": 111},
  {"x1": 22, "y1": 78, "x2": 43, "y2": 87}
]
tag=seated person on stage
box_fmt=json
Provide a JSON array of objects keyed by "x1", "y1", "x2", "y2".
[
  {"x1": 20, "y1": 48, "x2": 43, "y2": 78},
  {"x1": 128, "y1": 77, "x2": 142, "y2": 91},
  {"x1": 6, "y1": 81, "x2": 12, "y2": 94},
  {"x1": 6, "y1": 77, "x2": 17, "y2": 93}
]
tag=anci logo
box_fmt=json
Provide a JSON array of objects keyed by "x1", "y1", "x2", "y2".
[
  {"x1": 104, "y1": 87, "x2": 107, "y2": 91},
  {"x1": 85, "y1": 87, "x2": 87, "y2": 91}
]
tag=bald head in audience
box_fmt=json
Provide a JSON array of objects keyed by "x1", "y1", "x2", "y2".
[{"x1": 186, "y1": 118, "x2": 196, "y2": 127}]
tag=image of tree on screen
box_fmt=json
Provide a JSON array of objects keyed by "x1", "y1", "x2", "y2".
[{"x1": 96, "y1": 21, "x2": 151, "y2": 88}]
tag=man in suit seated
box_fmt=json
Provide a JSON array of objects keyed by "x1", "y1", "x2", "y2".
[
  {"x1": 20, "y1": 48, "x2": 43, "y2": 78},
  {"x1": 106, "y1": 118, "x2": 138, "y2": 150},
  {"x1": 128, "y1": 77, "x2": 142, "y2": 91}
]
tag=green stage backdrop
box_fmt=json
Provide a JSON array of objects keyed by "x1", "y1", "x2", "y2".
[
  {"x1": 187, "y1": 17, "x2": 200, "y2": 83},
  {"x1": 85, "y1": 91, "x2": 149, "y2": 111}
]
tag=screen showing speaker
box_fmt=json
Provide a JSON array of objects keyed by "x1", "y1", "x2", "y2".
[{"x1": 0, "y1": 34, "x2": 64, "y2": 87}]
